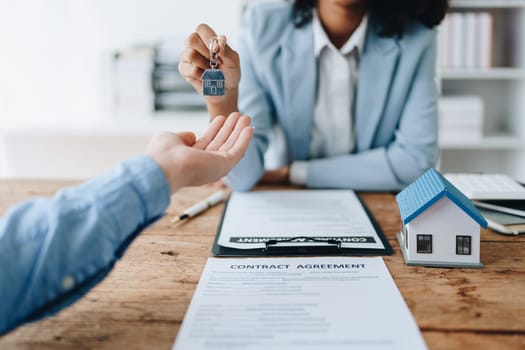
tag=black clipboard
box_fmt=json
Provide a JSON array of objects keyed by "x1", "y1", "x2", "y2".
[{"x1": 212, "y1": 191, "x2": 393, "y2": 257}]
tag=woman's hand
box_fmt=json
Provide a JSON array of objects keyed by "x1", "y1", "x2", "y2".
[
  {"x1": 259, "y1": 166, "x2": 291, "y2": 185},
  {"x1": 179, "y1": 24, "x2": 241, "y2": 107}
]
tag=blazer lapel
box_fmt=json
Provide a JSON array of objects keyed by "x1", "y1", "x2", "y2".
[
  {"x1": 280, "y1": 22, "x2": 316, "y2": 161},
  {"x1": 355, "y1": 19, "x2": 400, "y2": 151}
]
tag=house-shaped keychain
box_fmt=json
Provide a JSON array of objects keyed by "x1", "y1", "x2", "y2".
[
  {"x1": 202, "y1": 69, "x2": 225, "y2": 96},
  {"x1": 396, "y1": 168, "x2": 487, "y2": 268}
]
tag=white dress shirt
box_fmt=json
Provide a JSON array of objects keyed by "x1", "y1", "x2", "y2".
[{"x1": 263, "y1": 12, "x2": 367, "y2": 184}]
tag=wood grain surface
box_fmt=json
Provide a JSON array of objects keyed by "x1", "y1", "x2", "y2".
[{"x1": 0, "y1": 181, "x2": 523, "y2": 350}]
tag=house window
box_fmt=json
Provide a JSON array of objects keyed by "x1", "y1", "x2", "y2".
[
  {"x1": 217, "y1": 81, "x2": 223, "y2": 88},
  {"x1": 456, "y1": 235, "x2": 472, "y2": 255},
  {"x1": 416, "y1": 234, "x2": 432, "y2": 253},
  {"x1": 205, "y1": 80, "x2": 211, "y2": 87}
]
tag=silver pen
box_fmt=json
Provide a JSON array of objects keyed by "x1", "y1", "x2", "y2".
[{"x1": 171, "y1": 191, "x2": 227, "y2": 224}]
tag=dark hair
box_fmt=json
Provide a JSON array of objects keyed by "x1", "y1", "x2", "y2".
[{"x1": 291, "y1": 0, "x2": 449, "y2": 38}]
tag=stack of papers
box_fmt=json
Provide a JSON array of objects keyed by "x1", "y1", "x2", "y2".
[
  {"x1": 444, "y1": 173, "x2": 525, "y2": 200},
  {"x1": 438, "y1": 96, "x2": 484, "y2": 146},
  {"x1": 477, "y1": 207, "x2": 525, "y2": 235},
  {"x1": 445, "y1": 173, "x2": 525, "y2": 234}
]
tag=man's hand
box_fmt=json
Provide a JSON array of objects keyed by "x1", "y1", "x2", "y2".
[{"x1": 147, "y1": 112, "x2": 253, "y2": 193}]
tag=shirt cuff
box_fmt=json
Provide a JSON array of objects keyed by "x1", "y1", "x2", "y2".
[
  {"x1": 76, "y1": 154, "x2": 171, "y2": 231},
  {"x1": 289, "y1": 161, "x2": 308, "y2": 185},
  {"x1": 120, "y1": 155, "x2": 172, "y2": 221}
]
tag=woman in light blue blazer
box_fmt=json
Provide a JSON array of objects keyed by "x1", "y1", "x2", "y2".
[{"x1": 179, "y1": 0, "x2": 448, "y2": 191}]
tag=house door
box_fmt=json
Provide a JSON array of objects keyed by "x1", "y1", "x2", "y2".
[{"x1": 211, "y1": 86, "x2": 217, "y2": 94}]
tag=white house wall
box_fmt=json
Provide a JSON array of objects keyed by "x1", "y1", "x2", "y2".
[{"x1": 407, "y1": 197, "x2": 480, "y2": 263}]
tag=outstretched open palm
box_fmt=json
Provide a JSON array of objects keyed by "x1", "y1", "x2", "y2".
[{"x1": 147, "y1": 112, "x2": 253, "y2": 192}]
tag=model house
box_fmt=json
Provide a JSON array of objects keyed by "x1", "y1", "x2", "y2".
[
  {"x1": 396, "y1": 168, "x2": 487, "y2": 268},
  {"x1": 201, "y1": 69, "x2": 225, "y2": 96}
]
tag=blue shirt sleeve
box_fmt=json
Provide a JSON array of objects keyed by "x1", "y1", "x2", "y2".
[{"x1": 0, "y1": 155, "x2": 171, "y2": 335}]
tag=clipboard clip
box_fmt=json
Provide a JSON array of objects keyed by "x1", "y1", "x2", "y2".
[{"x1": 264, "y1": 236, "x2": 342, "y2": 254}]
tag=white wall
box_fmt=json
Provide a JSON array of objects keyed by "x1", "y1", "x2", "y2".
[
  {"x1": 0, "y1": 0, "x2": 243, "y2": 127},
  {"x1": 0, "y1": 0, "x2": 243, "y2": 178}
]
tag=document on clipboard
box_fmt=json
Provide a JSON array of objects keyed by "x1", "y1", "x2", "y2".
[{"x1": 212, "y1": 190, "x2": 392, "y2": 256}]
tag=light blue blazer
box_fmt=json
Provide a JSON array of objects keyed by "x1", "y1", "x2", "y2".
[{"x1": 226, "y1": 2, "x2": 438, "y2": 191}]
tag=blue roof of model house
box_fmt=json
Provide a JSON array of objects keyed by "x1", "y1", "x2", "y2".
[
  {"x1": 396, "y1": 168, "x2": 487, "y2": 227},
  {"x1": 201, "y1": 69, "x2": 225, "y2": 80}
]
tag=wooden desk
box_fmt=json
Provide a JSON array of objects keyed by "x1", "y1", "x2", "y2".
[{"x1": 0, "y1": 180, "x2": 524, "y2": 350}]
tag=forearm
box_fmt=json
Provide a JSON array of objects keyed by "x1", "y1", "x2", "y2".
[
  {"x1": 206, "y1": 88, "x2": 239, "y2": 119},
  {"x1": 305, "y1": 144, "x2": 437, "y2": 191},
  {"x1": 0, "y1": 155, "x2": 170, "y2": 335},
  {"x1": 225, "y1": 136, "x2": 266, "y2": 191}
]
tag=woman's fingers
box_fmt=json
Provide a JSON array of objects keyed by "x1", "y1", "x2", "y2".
[
  {"x1": 259, "y1": 167, "x2": 290, "y2": 185},
  {"x1": 178, "y1": 60, "x2": 204, "y2": 81},
  {"x1": 180, "y1": 47, "x2": 210, "y2": 71},
  {"x1": 180, "y1": 24, "x2": 241, "y2": 97},
  {"x1": 185, "y1": 31, "x2": 210, "y2": 59},
  {"x1": 195, "y1": 23, "x2": 218, "y2": 56},
  {"x1": 216, "y1": 35, "x2": 240, "y2": 69}
]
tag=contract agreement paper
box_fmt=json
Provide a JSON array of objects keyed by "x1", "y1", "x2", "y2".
[
  {"x1": 217, "y1": 190, "x2": 386, "y2": 250},
  {"x1": 172, "y1": 257, "x2": 427, "y2": 350}
]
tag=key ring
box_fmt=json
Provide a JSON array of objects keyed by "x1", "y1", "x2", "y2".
[{"x1": 209, "y1": 37, "x2": 219, "y2": 69}]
